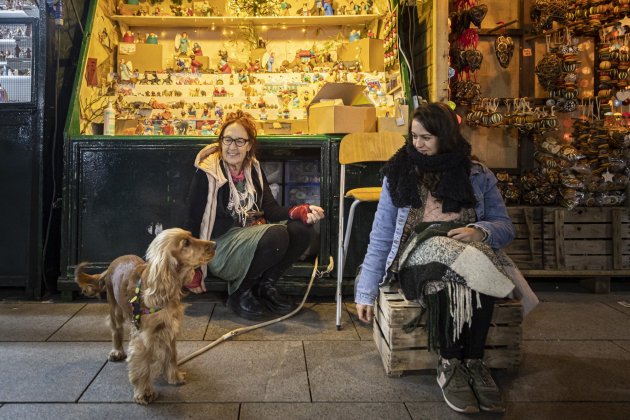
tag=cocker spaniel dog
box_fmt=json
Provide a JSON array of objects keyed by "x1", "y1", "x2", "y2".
[{"x1": 75, "y1": 228, "x2": 215, "y2": 404}]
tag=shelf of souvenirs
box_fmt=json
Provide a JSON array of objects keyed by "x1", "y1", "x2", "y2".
[{"x1": 110, "y1": 14, "x2": 380, "y2": 28}]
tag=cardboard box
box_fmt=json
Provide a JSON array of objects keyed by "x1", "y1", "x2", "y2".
[
  {"x1": 117, "y1": 43, "x2": 163, "y2": 73},
  {"x1": 378, "y1": 105, "x2": 409, "y2": 134},
  {"x1": 257, "y1": 119, "x2": 308, "y2": 135},
  {"x1": 337, "y1": 38, "x2": 384, "y2": 72},
  {"x1": 307, "y1": 83, "x2": 376, "y2": 134}
]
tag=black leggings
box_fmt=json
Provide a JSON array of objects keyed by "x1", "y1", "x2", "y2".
[
  {"x1": 237, "y1": 221, "x2": 314, "y2": 292},
  {"x1": 438, "y1": 290, "x2": 495, "y2": 360}
]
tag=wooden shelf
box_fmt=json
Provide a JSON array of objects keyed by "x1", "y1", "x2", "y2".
[{"x1": 111, "y1": 14, "x2": 380, "y2": 28}]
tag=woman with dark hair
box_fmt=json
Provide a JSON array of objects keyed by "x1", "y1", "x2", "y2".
[
  {"x1": 355, "y1": 103, "x2": 535, "y2": 414},
  {"x1": 185, "y1": 110, "x2": 324, "y2": 320}
]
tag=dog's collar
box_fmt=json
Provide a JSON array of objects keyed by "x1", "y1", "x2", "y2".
[{"x1": 129, "y1": 278, "x2": 162, "y2": 328}]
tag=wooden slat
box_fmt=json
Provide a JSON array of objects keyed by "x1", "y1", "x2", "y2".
[
  {"x1": 613, "y1": 209, "x2": 623, "y2": 270},
  {"x1": 543, "y1": 254, "x2": 630, "y2": 270},
  {"x1": 554, "y1": 209, "x2": 566, "y2": 269},
  {"x1": 524, "y1": 207, "x2": 536, "y2": 260},
  {"x1": 541, "y1": 207, "x2": 630, "y2": 223}
]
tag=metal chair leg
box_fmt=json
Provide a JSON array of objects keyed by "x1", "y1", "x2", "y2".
[{"x1": 335, "y1": 168, "x2": 346, "y2": 330}]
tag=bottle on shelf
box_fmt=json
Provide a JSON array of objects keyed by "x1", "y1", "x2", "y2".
[{"x1": 103, "y1": 101, "x2": 116, "y2": 135}]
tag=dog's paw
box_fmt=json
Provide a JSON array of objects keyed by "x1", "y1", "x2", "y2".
[
  {"x1": 167, "y1": 369, "x2": 187, "y2": 385},
  {"x1": 108, "y1": 349, "x2": 127, "y2": 362},
  {"x1": 133, "y1": 390, "x2": 158, "y2": 405}
]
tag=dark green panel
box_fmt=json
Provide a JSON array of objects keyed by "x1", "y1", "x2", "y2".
[{"x1": 0, "y1": 111, "x2": 33, "y2": 286}]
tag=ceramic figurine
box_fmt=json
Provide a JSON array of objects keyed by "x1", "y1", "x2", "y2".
[
  {"x1": 349, "y1": 30, "x2": 360, "y2": 42},
  {"x1": 266, "y1": 52, "x2": 275, "y2": 72},
  {"x1": 192, "y1": 42, "x2": 203, "y2": 56},
  {"x1": 119, "y1": 59, "x2": 133, "y2": 82},
  {"x1": 218, "y1": 50, "x2": 231, "y2": 74},
  {"x1": 238, "y1": 68, "x2": 248, "y2": 83},
  {"x1": 134, "y1": 119, "x2": 145, "y2": 135},
  {"x1": 257, "y1": 37, "x2": 266, "y2": 49},
  {"x1": 214, "y1": 105, "x2": 224, "y2": 119},
  {"x1": 145, "y1": 33, "x2": 158, "y2": 44},
  {"x1": 259, "y1": 108, "x2": 268, "y2": 121},
  {"x1": 280, "y1": 1, "x2": 291, "y2": 15},
  {"x1": 323, "y1": 0, "x2": 333, "y2": 15},
  {"x1": 175, "y1": 32, "x2": 189, "y2": 56},
  {"x1": 161, "y1": 121, "x2": 175, "y2": 135},
  {"x1": 122, "y1": 31, "x2": 134, "y2": 43}
]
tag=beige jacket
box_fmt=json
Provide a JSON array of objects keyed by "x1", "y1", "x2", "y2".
[{"x1": 193, "y1": 143, "x2": 264, "y2": 277}]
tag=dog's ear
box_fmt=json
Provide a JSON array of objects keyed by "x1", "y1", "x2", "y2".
[{"x1": 143, "y1": 229, "x2": 185, "y2": 307}]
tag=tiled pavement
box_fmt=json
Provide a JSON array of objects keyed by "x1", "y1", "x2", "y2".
[{"x1": 1, "y1": 287, "x2": 630, "y2": 419}]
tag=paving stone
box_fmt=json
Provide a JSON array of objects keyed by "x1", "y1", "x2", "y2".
[
  {"x1": 48, "y1": 302, "x2": 214, "y2": 342},
  {"x1": 522, "y1": 301, "x2": 630, "y2": 340},
  {"x1": 81, "y1": 341, "x2": 309, "y2": 403},
  {"x1": 0, "y1": 303, "x2": 83, "y2": 341},
  {"x1": 344, "y1": 303, "x2": 374, "y2": 341},
  {"x1": 614, "y1": 340, "x2": 630, "y2": 353},
  {"x1": 406, "y1": 402, "x2": 630, "y2": 420},
  {"x1": 501, "y1": 340, "x2": 630, "y2": 402},
  {"x1": 205, "y1": 303, "x2": 359, "y2": 341},
  {"x1": 304, "y1": 341, "x2": 443, "y2": 402},
  {"x1": 241, "y1": 402, "x2": 412, "y2": 419},
  {"x1": 0, "y1": 342, "x2": 109, "y2": 402},
  {"x1": 406, "y1": 402, "x2": 505, "y2": 419},
  {"x1": 0, "y1": 403, "x2": 239, "y2": 419}
]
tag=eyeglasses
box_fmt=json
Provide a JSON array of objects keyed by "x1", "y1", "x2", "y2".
[{"x1": 220, "y1": 136, "x2": 249, "y2": 147}]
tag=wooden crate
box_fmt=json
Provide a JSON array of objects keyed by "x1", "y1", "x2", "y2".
[
  {"x1": 505, "y1": 207, "x2": 544, "y2": 270},
  {"x1": 373, "y1": 287, "x2": 522, "y2": 377},
  {"x1": 542, "y1": 207, "x2": 630, "y2": 272}
]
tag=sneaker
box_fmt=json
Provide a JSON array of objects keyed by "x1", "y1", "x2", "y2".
[
  {"x1": 465, "y1": 359, "x2": 505, "y2": 413},
  {"x1": 436, "y1": 358, "x2": 479, "y2": 413}
]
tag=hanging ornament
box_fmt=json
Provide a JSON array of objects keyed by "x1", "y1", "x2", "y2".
[{"x1": 495, "y1": 35, "x2": 515, "y2": 68}]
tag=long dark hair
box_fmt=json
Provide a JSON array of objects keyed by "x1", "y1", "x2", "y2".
[{"x1": 409, "y1": 102, "x2": 470, "y2": 156}]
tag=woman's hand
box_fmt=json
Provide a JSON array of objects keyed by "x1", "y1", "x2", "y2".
[
  {"x1": 356, "y1": 303, "x2": 374, "y2": 323},
  {"x1": 289, "y1": 204, "x2": 325, "y2": 224},
  {"x1": 447, "y1": 226, "x2": 484, "y2": 242},
  {"x1": 306, "y1": 205, "x2": 325, "y2": 224}
]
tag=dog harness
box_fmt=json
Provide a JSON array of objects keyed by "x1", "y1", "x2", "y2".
[{"x1": 129, "y1": 278, "x2": 162, "y2": 328}]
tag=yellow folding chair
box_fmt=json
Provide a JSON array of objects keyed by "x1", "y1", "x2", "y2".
[{"x1": 336, "y1": 132, "x2": 406, "y2": 330}]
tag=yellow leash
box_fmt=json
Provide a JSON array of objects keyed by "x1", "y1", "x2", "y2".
[{"x1": 177, "y1": 256, "x2": 334, "y2": 366}]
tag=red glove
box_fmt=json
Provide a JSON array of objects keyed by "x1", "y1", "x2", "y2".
[{"x1": 289, "y1": 204, "x2": 311, "y2": 224}]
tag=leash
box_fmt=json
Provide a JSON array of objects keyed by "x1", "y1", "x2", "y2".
[{"x1": 177, "y1": 256, "x2": 334, "y2": 366}]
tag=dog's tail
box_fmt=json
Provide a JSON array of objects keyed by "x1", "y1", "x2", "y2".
[{"x1": 75, "y1": 262, "x2": 107, "y2": 297}]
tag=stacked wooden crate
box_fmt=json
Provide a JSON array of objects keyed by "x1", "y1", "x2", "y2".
[
  {"x1": 504, "y1": 206, "x2": 630, "y2": 277},
  {"x1": 373, "y1": 287, "x2": 522, "y2": 377}
]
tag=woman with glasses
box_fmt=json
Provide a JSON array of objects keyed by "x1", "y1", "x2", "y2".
[{"x1": 185, "y1": 110, "x2": 325, "y2": 320}]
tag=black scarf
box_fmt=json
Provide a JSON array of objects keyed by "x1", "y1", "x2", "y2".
[{"x1": 383, "y1": 142, "x2": 476, "y2": 212}]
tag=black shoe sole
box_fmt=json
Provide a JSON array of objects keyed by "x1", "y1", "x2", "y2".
[{"x1": 261, "y1": 299, "x2": 296, "y2": 315}]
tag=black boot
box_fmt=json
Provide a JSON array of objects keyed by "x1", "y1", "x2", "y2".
[
  {"x1": 226, "y1": 288, "x2": 265, "y2": 320},
  {"x1": 256, "y1": 278, "x2": 295, "y2": 314}
]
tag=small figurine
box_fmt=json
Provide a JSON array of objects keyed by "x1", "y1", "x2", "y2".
[
  {"x1": 145, "y1": 33, "x2": 158, "y2": 44},
  {"x1": 119, "y1": 59, "x2": 133, "y2": 82},
  {"x1": 192, "y1": 42, "x2": 203, "y2": 56},
  {"x1": 122, "y1": 31, "x2": 134, "y2": 43},
  {"x1": 257, "y1": 37, "x2": 266, "y2": 49},
  {"x1": 214, "y1": 105, "x2": 224, "y2": 119},
  {"x1": 280, "y1": 1, "x2": 292, "y2": 15},
  {"x1": 175, "y1": 32, "x2": 189, "y2": 56},
  {"x1": 14, "y1": 44, "x2": 20, "y2": 58},
  {"x1": 238, "y1": 68, "x2": 248, "y2": 83},
  {"x1": 323, "y1": 0, "x2": 333, "y2": 15},
  {"x1": 25, "y1": 47, "x2": 31, "y2": 59},
  {"x1": 266, "y1": 52, "x2": 275, "y2": 72},
  {"x1": 301, "y1": 2, "x2": 310, "y2": 16},
  {"x1": 218, "y1": 50, "x2": 231, "y2": 74},
  {"x1": 199, "y1": 1, "x2": 214, "y2": 16},
  {"x1": 161, "y1": 121, "x2": 175, "y2": 135},
  {"x1": 134, "y1": 119, "x2": 146, "y2": 135},
  {"x1": 190, "y1": 55, "x2": 203, "y2": 73},
  {"x1": 259, "y1": 108, "x2": 268, "y2": 121},
  {"x1": 349, "y1": 30, "x2": 361, "y2": 42}
]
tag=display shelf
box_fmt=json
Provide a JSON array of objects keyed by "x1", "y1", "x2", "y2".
[{"x1": 111, "y1": 14, "x2": 380, "y2": 28}]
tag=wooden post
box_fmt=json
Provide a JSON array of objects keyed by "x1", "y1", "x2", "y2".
[{"x1": 554, "y1": 209, "x2": 566, "y2": 269}]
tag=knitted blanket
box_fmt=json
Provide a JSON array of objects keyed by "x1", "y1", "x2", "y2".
[{"x1": 398, "y1": 222, "x2": 514, "y2": 347}]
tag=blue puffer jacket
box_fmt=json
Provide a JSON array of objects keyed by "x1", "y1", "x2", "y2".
[{"x1": 354, "y1": 163, "x2": 515, "y2": 306}]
